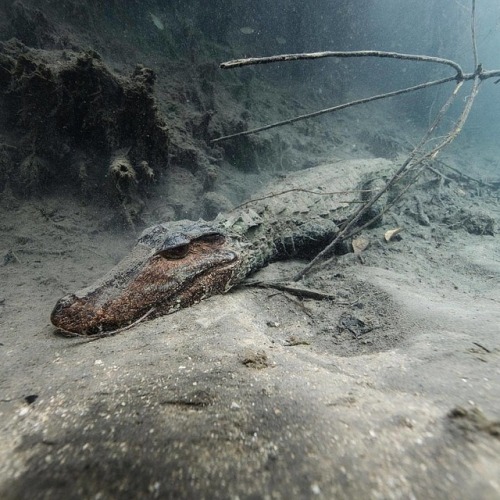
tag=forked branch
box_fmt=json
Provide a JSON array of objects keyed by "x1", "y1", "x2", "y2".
[{"x1": 216, "y1": 0, "x2": 496, "y2": 280}]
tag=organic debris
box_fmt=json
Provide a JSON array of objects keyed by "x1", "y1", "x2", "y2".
[
  {"x1": 447, "y1": 406, "x2": 500, "y2": 440},
  {"x1": 384, "y1": 227, "x2": 404, "y2": 242},
  {"x1": 352, "y1": 235, "x2": 370, "y2": 254},
  {"x1": 239, "y1": 27, "x2": 255, "y2": 35}
]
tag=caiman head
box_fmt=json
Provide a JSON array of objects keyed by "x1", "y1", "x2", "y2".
[{"x1": 51, "y1": 221, "x2": 239, "y2": 335}]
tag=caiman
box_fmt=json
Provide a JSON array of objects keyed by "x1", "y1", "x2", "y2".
[{"x1": 51, "y1": 158, "x2": 392, "y2": 335}]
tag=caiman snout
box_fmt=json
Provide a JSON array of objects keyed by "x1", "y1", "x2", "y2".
[
  {"x1": 51, "y1": 293, "x2": 77, "y2": 326},
  {"x1": 50, "y1": 223, "x2": 240, "y2": 336},
  {"x1": 50, "y1": 293, "x2": 107, "y2": 335}
]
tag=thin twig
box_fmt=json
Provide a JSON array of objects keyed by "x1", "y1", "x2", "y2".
[
  {"x1": 211, "y1": 76, "x2": 456, "y2": 143},
  {"x1": 483, "y1": 70, "x2": 500, "y2": 80},
  {"x1": 242, "y1": 280, "x2": 340, "y2": 301},
  {"x1": 472, "y1": 341, "x2": 491, "y2": 353},
  {"x1": 425, "y1": 164, "x2": 453, "y2": 182},
  {"x1": 472, "y1": 0, "x2": 478, "y2": 68},
  {"x1": 341, "y1": 163, "x2": 428, "y2": 241},
  {"x1": 424, "y1": 78, "x2": 481, "y2": 162},
  {"x1": 230, "y1": 187, "x2": 372, "y2": 211},
  {"x1": 212, "y1": 67, "x2": 500, "y2": 144},
  {"x1": 435, "y1": 159, "x2": 495, "y2": 187},
  {"x1": 7, "y1": 250, "x2": 22, "y2": 264}
]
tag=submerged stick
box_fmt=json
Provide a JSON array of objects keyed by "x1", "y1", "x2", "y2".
[
  {"x1": 472, "y1": 0, "x2": 478, "y2": 68},
  {"x1": 243, "y1": 280, "x2": 339, "y2": 301},
  {"x1": 220, "y1": 50, "x2": 464, "y2": 77},
  {"x1": 435, "y1": 160, "x2": 495, "y2": 187},
  {"x1": 230, "y1": 187, "x2": 371, "y2": 211},
  {"x1": 211, "y1": 76, "x2": 457, "y2": 144}
]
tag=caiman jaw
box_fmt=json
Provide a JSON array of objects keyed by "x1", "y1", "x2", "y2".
[{"x1": 51, "y1": 233, "x2": 239, "y2": 335}]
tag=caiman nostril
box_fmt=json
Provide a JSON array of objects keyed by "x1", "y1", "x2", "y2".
[{"x1": 50, "y1": 294, "x2": 78, "y2": 325}]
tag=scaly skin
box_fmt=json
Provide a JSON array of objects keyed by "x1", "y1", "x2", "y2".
[{"x1": 51, "y1": 158, "x2": 393, "y2": 335}]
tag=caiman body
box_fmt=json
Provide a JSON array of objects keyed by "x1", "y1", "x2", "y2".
[{"x1": 51, "y1": 158, "x2": 393, "y2": 335}]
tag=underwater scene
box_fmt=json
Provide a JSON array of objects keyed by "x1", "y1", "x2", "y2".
[{"x1": 0, "y1": 1, "x2": 499, "y2": 498}]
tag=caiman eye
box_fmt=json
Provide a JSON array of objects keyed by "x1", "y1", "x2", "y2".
[
  {"x1": 196, "y1": 233, "x2": 225, "y2": 245},
  {"x1": 156, "y1": 244, "x2": 190, "y2": 259}
]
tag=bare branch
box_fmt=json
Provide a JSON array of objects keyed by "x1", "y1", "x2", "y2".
[
  {"x1": 472, "y1": 0, "x2": 478, "y2": 68},
  {"x1": 220, "y1": 50, "x2": 465, "y2": 78},
  {"x1": 230, "y1": 187, "x2": 369, "y2": 212},
  {"x1": 417, "y1": 79, "x2": 481, "y2": 164},
  {"x1": 211, "y1": 76, "x2": 456, "y2": 144},
  {"x1": 212, "y1": 67, "x2": 499, "y2": 145},
  {"x1": 242, "y1": 280, "x2": 339, "y2": 301},
  {"x1": 480, "y1": 69, "x2": 500, "y2": 79},
  {"x1": 435, "y1": 159, "x2": 495, "y2": 187}
]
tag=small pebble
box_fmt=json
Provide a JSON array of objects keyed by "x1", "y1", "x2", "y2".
[{"x1": 311, "y1": 484, "x2": 321, "y2": 495}]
